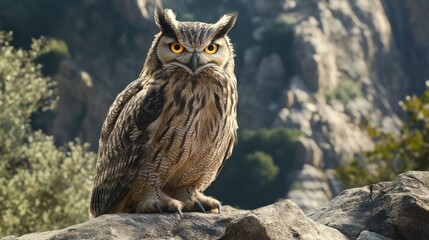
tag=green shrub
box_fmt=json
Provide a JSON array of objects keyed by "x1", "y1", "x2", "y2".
[
  {"x1": 207, "y1": 128, "x2": 302, "y2": 209},
  {"x1": 244, "y1": 151, "x2": 279, "y2": 186},
  {"x1": 326, "y1": 76, "x2": 362, "y2": 104},
  {"x1": 0, "y1": 32, "x2": 96, "y2": 237},
  {"x1": 336, "y1": 82, "x2": 429, "y2": 188}
]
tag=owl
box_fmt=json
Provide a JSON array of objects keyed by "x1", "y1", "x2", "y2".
[{"x1": 89, "y1": 8, "x2": 238, "y2": 218}]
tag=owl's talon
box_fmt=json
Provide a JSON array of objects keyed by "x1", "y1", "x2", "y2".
[
  {"x1": 216, "y1": 202, "x2": 222, "y2": 214},
  {"x1": 175, "y1": 207, "x2": 183, "y2": 219},
  {"x1": 195, "y1": 201, "x2": 206, "y2": 213},
  {"x1": 155, "y1": 203, "x2": 163, "y2": 213}
]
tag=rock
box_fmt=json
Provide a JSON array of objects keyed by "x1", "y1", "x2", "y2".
[
  {"x1": 222, "y1": 200, "x2": 346, "y2": 240},
  {"x1": 31, "y1": 59, "x2": 107, "y2": 146},
  {"x1": 325, "y1": 169, "x2": 345, "y2": 197},
  {"x1": 310, "y1": 102, "x2": 374, "y2": 168},
  {"x1": 294, "y1": 16, "x2": 338, "y2": 93},
  {"x1": 287, "y1": 164, "x2": 333, "y2": 213},
  {"x1": 3, "y1": 171, "x2": 428, "y2": 239},
  {"x1": 294, "y1": 137, "x2": 323, "y2": 168},
  {"x1": 274, "y1": 0, "x2": 405, "y2": 171},
  {"x1": 276, "y1": 106, "x2": 314, "y2": 136},
  {"x1": 356, "y1": 230, "x2": 393, "y2": 240},
  {"x1": 238, "y1": 53, "x2": 287, "y2": 129},
  {"x1": 2, "y1": 200, "x2": 347, "y2": 240},
  {"x1": 276, "y1": 97, "x2": 374, "y2": 168},
  {"x1": 309, "y1": 171, "x2": 429, "y2": 240}
]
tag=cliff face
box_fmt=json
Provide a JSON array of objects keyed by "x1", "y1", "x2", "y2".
[
  {"x1": 3, "y1": 171, "x2": 428, "y2": 240},
  {"x1": 17, "y1": 0, "x2": 429, "y2": 210},
  {"x1": 36, "y1": 0, "x2": 428, "y2": 157}
]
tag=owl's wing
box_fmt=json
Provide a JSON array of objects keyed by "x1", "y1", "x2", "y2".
[
  {"x1": 215, "y1": 130, "x2": 237, "y2": 178},
  {"x1": 90, "y1": 79, "x2": 164, "y2": 217}
]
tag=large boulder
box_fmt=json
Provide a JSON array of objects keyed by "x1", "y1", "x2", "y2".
[
  {"x1": 2, "y1": 201, "x2": 346, "y2": 240},
  {"x1": 2, "y1": 171, "x2": 428, "y2": 239},
  {"x1": 309, "y1": 171, "x2": 429, "y2": 240}
]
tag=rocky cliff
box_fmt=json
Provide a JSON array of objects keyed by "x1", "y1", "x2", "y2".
[
  {"x1": 30, "y1": 0, "x2": 429, "y2": 154},
  {"x1": 3, "y1": 171, "x2": 428, "y2": 240}
]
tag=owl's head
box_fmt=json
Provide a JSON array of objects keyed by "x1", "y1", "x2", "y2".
[{"x1": 153, "y1": 8, "x2": 237, "y2": 75}]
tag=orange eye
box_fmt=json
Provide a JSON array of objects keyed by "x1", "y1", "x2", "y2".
[
  {"x1": 169, "y1": 42, "x2": 185, "y2": 54},
  {"x1": 204, "y1": 43, "x2": 219, "y2": 54}
]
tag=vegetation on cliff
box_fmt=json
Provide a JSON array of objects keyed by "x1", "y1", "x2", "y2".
[
  {"x1": 209, "y1": 128, "x2": 301, "y2": 209},
  {"x1": 0, "y1": 32, "x2": 96, "y2": 236},
  {"x1": 337, "y1": 83, "x2": 429, "y2": 187}
]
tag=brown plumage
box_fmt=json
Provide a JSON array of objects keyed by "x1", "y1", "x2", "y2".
[{"x1": 89, "y1": 8, "x2": 238, "y2": 217}]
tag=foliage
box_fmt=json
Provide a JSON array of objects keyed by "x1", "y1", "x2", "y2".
[
  {"x1": 244, "y1": 151, "x2": 279, "y2": 185},
  {"x1": 337, "y1": 83, "x2": 429, "y2": 188},
  {"x1": 207, "y1": 128, "x2": 302, "y2": 209},
  {"x1": 0, "y1": 32, "x2": 96, "y2": 237},
  {"x1": 326, "y1": 76, "x2": 362, "y2": 104}
]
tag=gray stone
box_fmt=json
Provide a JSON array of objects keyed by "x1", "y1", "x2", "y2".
[
  {"x1": 222, "y1": 200, "x2": 347, "y2": 240},
  {"x1": 274, "y1": 0, "x2": 409, "y2": 173},
  {"x1": 310, "y1": 103, "x2": 373, "y2": 168},
  {"x1": 238, "y1": 52, "x2": 287, "y2": 129},
  {"x1": 277, "y1": 99, "x2": 374, "y2": 168},
  {"x1": 295, "y1": 137, "x2": 323, "y2": 168},
  {"x1": 356, "y1": 230, "x2": 393, "y2": 240},
  {"x1": 287, "y1": 164, "x2": 333, "y2": 213},
  {"x1": 294, "y1": 17, "x2": 338, "y2": 93},
  {"x1": 4, "y1": 171, "x2": 429, "y2": 240},
  {"x1": 309, "y1": 171, "x2": 429, "y2": 240},
  {"x1": 3, "y1": 200, "x2": 346, "y2": 240}
]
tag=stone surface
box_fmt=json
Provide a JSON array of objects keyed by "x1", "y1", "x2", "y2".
[
  {"x1": 275, "y1": 93, "x2": 375, "y2": 169},
  {"x1": 275, "y1": 0, "x2": 404, "y2": 170},
  {"x1": 222, "y1": 200, "x2": 346, "y2": 240},
  {"x1": 287, "y1": 164, "x2": 333, "y2": 213},
  {"x1": 356, "y1": 230, "x2": 393, "y2": 240},
  {"x1": 2, "y1": 200, "x2": 346, "y2": 240},
  {"x1": 294, "y1": 137, "x2": 323, "y2": 168},
  {"x1": 294, "y1": 16, "x2": 338, "y2": 93},
  {"x1": 309, "y1": 171, "x2": 429, "y2": 240},
  {"x1": 4, "y1": 171, "x2": 428, "y2": 240}
]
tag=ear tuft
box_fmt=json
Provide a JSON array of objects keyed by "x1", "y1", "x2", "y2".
[
  {"x1": 154, "y1": 7, "x2": 177, "y2": 36},
  {"x1": 214, "y1": 12, "x2": 238, "y2": 38}
]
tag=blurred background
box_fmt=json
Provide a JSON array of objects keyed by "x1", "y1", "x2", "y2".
[{"x1": 1, "y1": 0, "x2": 429, "y2": 236}]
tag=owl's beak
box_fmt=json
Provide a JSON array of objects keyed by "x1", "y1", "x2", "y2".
[{"x1": 189, "y1": 52, "x2": 199, "y2": 73}]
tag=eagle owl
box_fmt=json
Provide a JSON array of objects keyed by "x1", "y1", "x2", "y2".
[{"x1": 89, "y1": 8, "x2": 238, "y2": 217}]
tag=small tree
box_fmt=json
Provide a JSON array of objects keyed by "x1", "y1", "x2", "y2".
[
  {"x1": 337, "y1": 82, "x2": 429, "y2": 188},
  {"x1": 0, "y1": 32, "x2": 96, "y2": 237}
]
